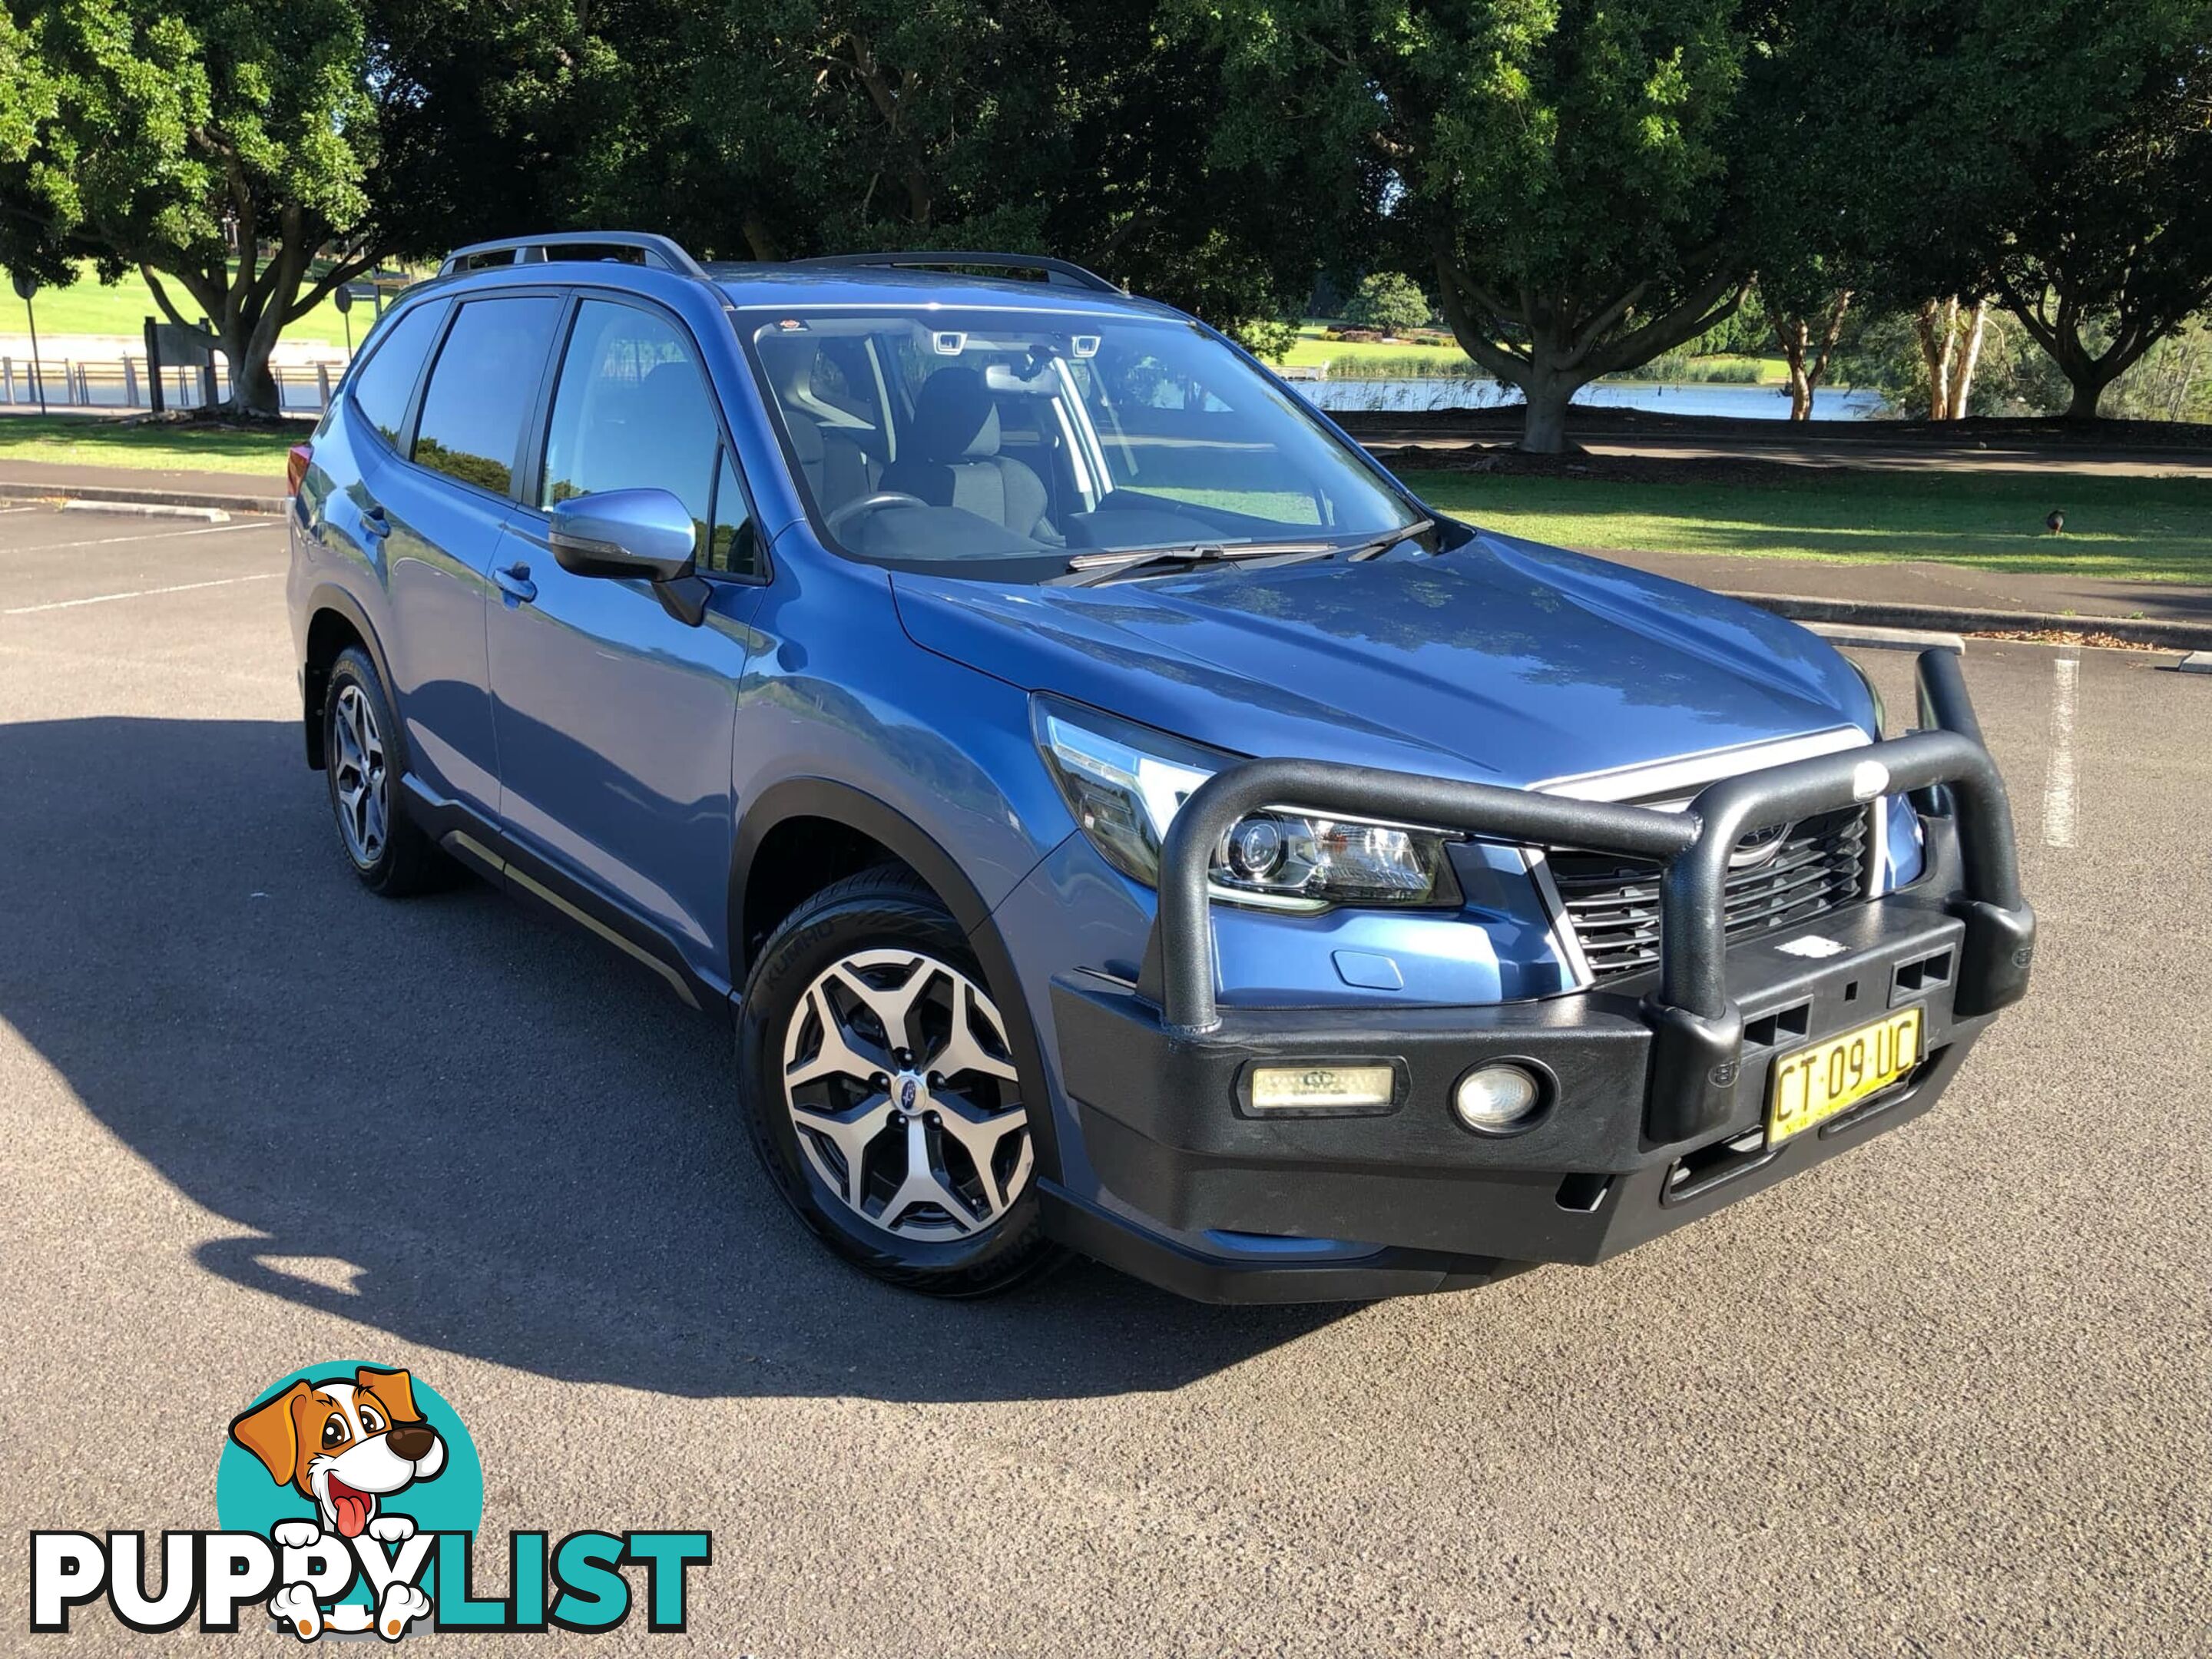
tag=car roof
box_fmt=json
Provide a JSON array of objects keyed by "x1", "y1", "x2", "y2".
[{"x1": 704, "y1": 261, "x2": 1190, "y2": 323}]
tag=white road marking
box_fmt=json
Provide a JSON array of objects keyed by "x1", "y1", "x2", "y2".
[
  {"x1": 2, "y1": 571, "x2": 283, "y2": 615},
  {"x1": 0, "y1": 520, "x2": 276, "y2": 555},
  {"x1": 2041, "y1": 654, "x2": 2079, "y2": 848}
]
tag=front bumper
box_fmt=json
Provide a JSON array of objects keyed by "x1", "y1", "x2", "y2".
[{"x1": 1043, "y1": 650, "x2": 2035, "y2": 1300}]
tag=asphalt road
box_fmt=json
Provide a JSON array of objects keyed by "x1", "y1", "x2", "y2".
[{"x1": 2, "y1": 502, "x2": 2207, "y2": 1657}]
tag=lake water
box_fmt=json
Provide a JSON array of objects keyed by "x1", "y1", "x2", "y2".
[{"x1": 1299, "y1": 376, "x2": 1886, "y2": 422}]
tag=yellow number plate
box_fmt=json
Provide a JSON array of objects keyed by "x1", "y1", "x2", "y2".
[{"x1": 1767, "y1": 1007, "x2": 1923, "y2": 1143}]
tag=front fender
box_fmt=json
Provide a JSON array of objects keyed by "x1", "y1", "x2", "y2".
[{"x1": 730, "y1": 774, "x2": 1072, "y2": 1191}]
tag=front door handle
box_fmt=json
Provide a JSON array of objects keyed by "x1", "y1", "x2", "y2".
[{"x1": 494, "y1": 561, "x2": 538, "y2": 604}]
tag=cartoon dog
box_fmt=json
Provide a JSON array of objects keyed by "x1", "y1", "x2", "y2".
[{"x1": 230, "y1": 1367, "x2": 445, "y2": 1641}]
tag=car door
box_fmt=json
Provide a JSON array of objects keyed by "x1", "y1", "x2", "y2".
[
  {"x1": 485, "y1": 293, "x2": 768, "y2": 996},
  {"x1": 355, "y1": 292, "x2": 565, "y2": 815}
]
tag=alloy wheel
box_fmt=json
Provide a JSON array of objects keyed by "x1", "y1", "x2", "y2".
[
  {"x1": 330, "y1": 682, "x2": 389, "y2": 868},
  {"x1": 780, "y1": 948, "x2": 1033, "y2": 1241}
]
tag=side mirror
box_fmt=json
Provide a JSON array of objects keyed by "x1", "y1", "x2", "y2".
[{"x1": 548, "y1": 488, "x2": 698, "y2": 582}]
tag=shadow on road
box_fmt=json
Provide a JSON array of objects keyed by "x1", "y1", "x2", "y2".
[{"x1": 0, "y1": 717, "x2": 1349, "y2": 1401}]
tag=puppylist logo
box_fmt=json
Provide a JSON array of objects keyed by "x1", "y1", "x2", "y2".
[{"x1": 30, "y1": 1363, "x2": 710, "y2": 1640}]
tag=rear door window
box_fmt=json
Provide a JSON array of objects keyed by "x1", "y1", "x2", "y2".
[
  {"x1": 411, "y1": 296, "x2": 563, "y2": 497},
  {"x1": 346, "y1": 300, "x2": 448, "y2": 449}
]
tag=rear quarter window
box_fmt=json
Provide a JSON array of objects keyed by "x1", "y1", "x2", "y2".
[{"x1": 345, "y1": 300, "x2": 449, "y2": 449}]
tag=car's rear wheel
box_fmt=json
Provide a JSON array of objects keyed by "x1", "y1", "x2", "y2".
[
  {"x1": 737, "y1": 868, "x2": 1061, "y2": 1295},
  {"x1": 323, "y1": 647, "x2": 446, "y2": 896}
]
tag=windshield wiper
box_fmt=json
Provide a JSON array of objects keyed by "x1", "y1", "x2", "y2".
[
  {"x1": 1050, "y1": 518, "x2": 1436, "y2": 588},
  {"x1": 1049, "y1": 538, "x2": 1333, "y2": 587},
  {"x1": 1346, "y1": 517, "x2": 1435, "y2": 560}
]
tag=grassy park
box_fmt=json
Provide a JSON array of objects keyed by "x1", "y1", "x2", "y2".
[
  {"x1": 0, "y1": 414, "x2": 297, "y2": 475},
  {"x1": 1401, "y1": 465, "x2": 2212, "y2": 585},
  {"x1": 6, "y1": 260, "x2": 409, "y2": 349},
  {"x1": 6, "y1": 410, "x2": 2199, "y2": 586}
]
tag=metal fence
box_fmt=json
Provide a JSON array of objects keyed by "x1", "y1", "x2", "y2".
[{"x1": 0, "y1": 355, "x2": 347, "y2": 413}]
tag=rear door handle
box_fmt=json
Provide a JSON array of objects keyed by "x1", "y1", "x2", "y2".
[
  {"x1": 361, "y1": 504, "x2": 390, "y2": 540},
  {"x1": 495, "y1": 561, "x2": 538, "y2": 604}
]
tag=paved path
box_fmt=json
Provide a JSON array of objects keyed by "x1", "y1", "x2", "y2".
[
  {"x1": 1598, "y1": 544, "x2": 2212, "y2": 628},
  {"x1": 2, "y1": 502, "x2": 2208, "y2": 1655},
  {"x1": 0, "y1": 455, "x2": 284, "y2": 506}
]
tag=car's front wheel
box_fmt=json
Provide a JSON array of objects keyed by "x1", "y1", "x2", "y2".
[{"x1": 737, "y1": 868, "x2": 1060, "y2": 1296}]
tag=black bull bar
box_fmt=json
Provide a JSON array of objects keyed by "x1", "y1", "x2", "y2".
[{"x1": 1134, "y1": 648, "x2": 2035, "y2": 1145}]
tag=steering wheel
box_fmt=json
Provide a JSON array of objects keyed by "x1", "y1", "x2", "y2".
[{"x1": 825, "y1": 491, "x2": 929, "y2": 535}]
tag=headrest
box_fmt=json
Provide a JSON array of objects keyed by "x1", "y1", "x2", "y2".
[
  {"x1": 911, "y1": 367, "x2": 1000, "y2": 461},
  {"x1": 781, "y1": 411, "x2": 824, "y2": 465},
  {"x1": 640, "y1": 359, "x2": 700, "y2": 407}
]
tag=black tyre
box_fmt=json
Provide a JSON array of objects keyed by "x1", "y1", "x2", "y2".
[
  {"x1": 737, "y1": 867, "x2": 1061, "y2": 1296},
  {"x1": 322, "y1": 646, "x2": 448, "y2": 896}
]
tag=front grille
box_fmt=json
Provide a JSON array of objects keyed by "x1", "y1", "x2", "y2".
[{"x1": 1547, "y1": 806, "x2": 1871, "y2": 982}]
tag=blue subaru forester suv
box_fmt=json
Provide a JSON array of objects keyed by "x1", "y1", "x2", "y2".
[{"x1": 287, "y1": 232, "x2": 2035, "y2": 1301}]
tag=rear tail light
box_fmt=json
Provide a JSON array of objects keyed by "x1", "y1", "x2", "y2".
[{"x1": 286, "y1": 443, "x2": 313, "y2": 496}]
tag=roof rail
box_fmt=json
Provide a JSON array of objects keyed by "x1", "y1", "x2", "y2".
[
  {"x1": 438, "y1": 232, "x2": 711, "y2": 281},
  {"x1": 791, "y1": 250, "x2": 1121, "y2": 294}
]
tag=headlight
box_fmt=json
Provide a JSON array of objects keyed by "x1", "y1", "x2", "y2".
[
  {"x1": 1033, "y1": 700, "x2": 1464, "y2": 911},
  {"x1": 1846, "y1": 657, "x2": 1887, "y2": 736}
]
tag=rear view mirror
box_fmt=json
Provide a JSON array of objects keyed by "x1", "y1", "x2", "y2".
[
  {"x1": 548, "y1": 488, "x2": 698, "y2": 582},
  {"x1": 983, "y1": 363, "x2": 1060, "y2": 396}
]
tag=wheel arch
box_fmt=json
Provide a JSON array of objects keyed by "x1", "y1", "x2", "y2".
[
  {"x1": 300, "y1": 584, "x2": 396, "y2": 770},
  {"x1": 731, "y1": 777, "x2": 1062, "y2": 1181},
  {"x1": 732, "y1": 778, "x2": 997, "y2": 974}
]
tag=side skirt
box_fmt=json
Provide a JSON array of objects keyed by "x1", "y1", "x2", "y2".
[{"x1": 397, "y1": 775, "x2": 734, "y2": 1019}]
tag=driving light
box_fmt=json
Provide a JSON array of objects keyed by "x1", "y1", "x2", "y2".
[
  {"x1": 1248, "y1": 1063, "x2": 1398, "y2": 1113},
  {"x1": 1034, "y1": 700, "x2": 1463, "y2": 912},
  {"x1": 1453, "y1": 1062, "x2": 1546, "y2": 1133}
]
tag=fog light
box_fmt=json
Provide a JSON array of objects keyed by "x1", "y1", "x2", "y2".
[
  {"x1": 1453, "y1": 1062, "x2": 1545, "y2": 1133},
  {"x1": 1248, "y1": 1062, "x2": 1397, "y2": 1113}
]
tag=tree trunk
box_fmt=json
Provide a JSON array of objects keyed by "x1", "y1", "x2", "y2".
[
  {"x1": 1776, "y1": 316, "x2": 1813, "y2": 419},
  {"x1": 1771, "y1": 292, "x2": 1851, "y2": 421},
  {"x1": 218, "y1": 324, "x2": 283, "y2": 416},
  {"x1": 1945, "y1": 300, "x2": 1988, "y2": 418},
  {"x1": 2062, "y1": 376, "x2": 2110, "y2": 421},
  {"x1": 1431, "y1": 256, "x2": 1747, "y2": 455},
  {"x1": 1915, "y1": 298, "x2": 1958, "y2": 420},
  {"x1": 1518, "y1": 372, "x2": 1577, "y2": 453}
]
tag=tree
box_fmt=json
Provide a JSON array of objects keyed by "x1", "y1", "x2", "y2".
[
  {"x1": 1754, "y1": 279, "x2": 1853, "y2": 420},
  {"x1": 1988, "y1": 56, "x2": 2212, "y2": 420},
  {"x1": 1912, "y1": 296, "x2": 1992, "y2": 421},
  {"x1": 0, "y1": 0, "x2": 600, "y2": 416},
  {"x1": 1175, "y1": 0, "x2": 1784, "y2": 451},
  {"x1": 1771, "y1": 0, "x2": 2212, "y2": 424},
  {"x1": 574, "y1": 1, "x2": 1316, "y2": 342},
  {"x1": 1342, "y1": 272, "x2": 1429, "y2": 336},
  {"x1": 1836, "y1": 303, "x2": 2068, "y2": 418}
]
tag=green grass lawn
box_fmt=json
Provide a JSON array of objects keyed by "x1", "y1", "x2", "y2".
[
  {"x1": 1281, "y1": 325, "x2": 1795, "y2": 385},
  {"x1": 1280, "y1": 326, "x2": 1471, "y2": 372},
  {"x1": 8, "y1": 260, "x2": 415, "y2": 348},
  {"x1": 1399, "y1": 467, "x2": 2212, "y2": 585},
  {"x1": 0, "y1": 415, "x2": 296, "y2": 476}
]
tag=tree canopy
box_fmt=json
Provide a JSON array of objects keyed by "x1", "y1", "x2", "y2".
[
  {"x1": 1176, "y1": 0, "x2": 1779, "y2": 449},
  {"x1": 570, "y1": 1, "x2": 1315, "y2": 339},
  {"x1": 3, "y1": 0, "x2": 2210, "y2": 438},
  {"x1": 0, "y1": 0, "x2": 599, "y2": 412},
  {"x1": 1343, "y1": 272, "x2": 1431, "y2": 336}
]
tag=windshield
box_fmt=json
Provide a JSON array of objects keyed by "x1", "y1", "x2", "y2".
[{"x1": 738, "y1": 306, "x2": 1420, "y2": 577}]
